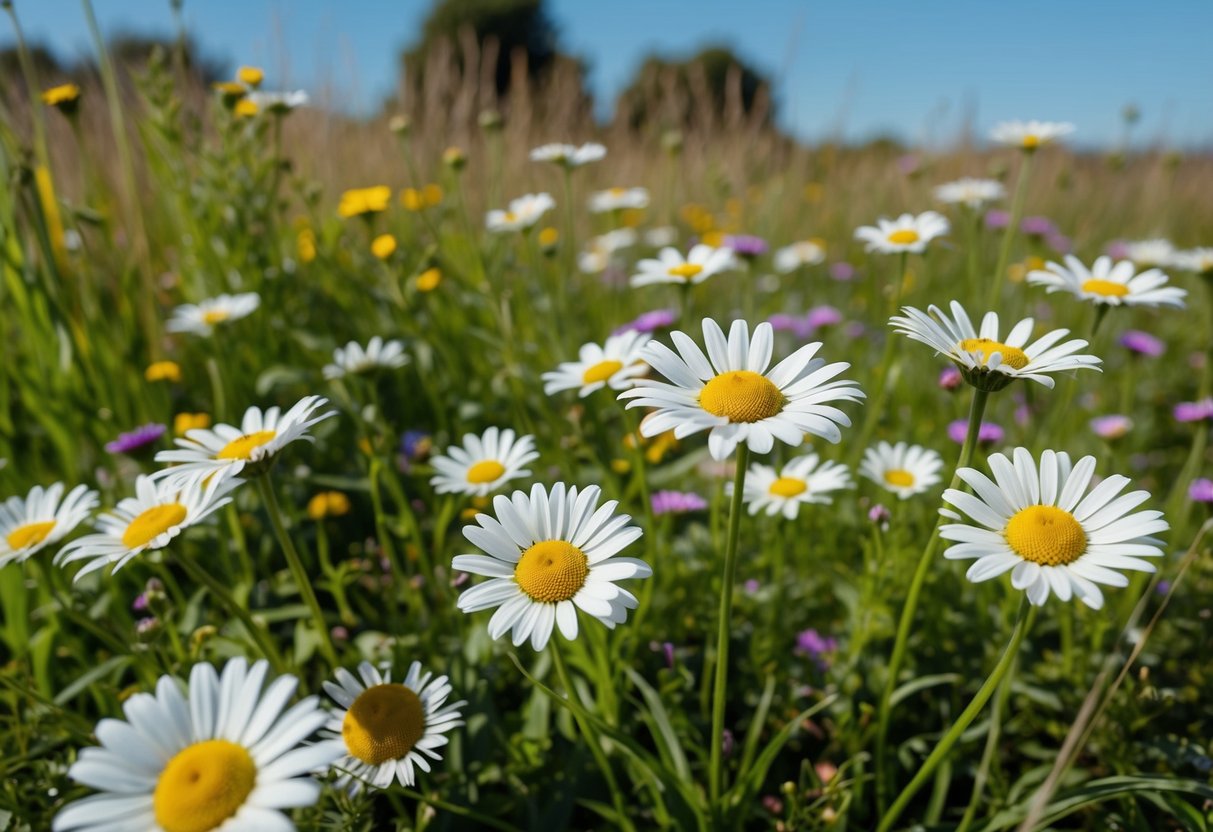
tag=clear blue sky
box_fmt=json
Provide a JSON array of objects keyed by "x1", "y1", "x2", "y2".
[{"x1": 5, "y1": 0, "x2": 1211, "y2": 148}]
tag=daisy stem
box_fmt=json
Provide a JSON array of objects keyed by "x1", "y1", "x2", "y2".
[
  {"x1": 399, "y1": 788, "x2": 524, "y2": 832},
  {"x1": 255, "y1": 476, "x2": 340, "y2": 669},
  {"x1": 878, "y1": 597, "x2": 1030, "y2": 832},
  {"x1": 1090, "y1": 304, "x2": 1110, "y2": 338},
  {"x1": 709, "y1": 443, "x2": 750, "y2": 812},
  {"x1": 988, "y1": 151, "x2": 1034, "y2": 310}
]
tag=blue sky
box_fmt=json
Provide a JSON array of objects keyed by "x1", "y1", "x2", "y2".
[{"x1": 5, "y1": 0, "x2": 1211, "y2": 148}]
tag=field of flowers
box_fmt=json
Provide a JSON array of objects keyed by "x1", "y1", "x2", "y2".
[{"x1": 2, "y1": 11, "x2": 1213, "y2": 832}]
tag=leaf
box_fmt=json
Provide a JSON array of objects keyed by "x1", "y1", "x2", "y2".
[
  {"x1": 977, "y1": 774, "x2": 1213, "y2": 831},
  {"x1": 54, "y1": 656, "x2": 133, "y2": 705},
  {"x1": 626, "y1": 669, "x2": 692, "y2": 784},
  {"x1": 890, "y1": 673, "x2": 962, "y2": 707}
]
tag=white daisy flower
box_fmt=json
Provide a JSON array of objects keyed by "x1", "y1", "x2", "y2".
[
  {"x1": 578, "y1": 229, "x2": 638, "y2": 274},
  {"x1": 0, "y1": 483, "x2": 98, "y2": 567},
  {"x1": 323, "y1": 336, "x2": 409, "y2": 380},
  {"x1": 55, "y1": 475, "x2": 237, "y2": 579},
  {"x1": 854, "y1": 211, "x2": 949, "y2": 254},
  {"x1": 588, "y1": 187, "x2": 650, "y2": 213},
  {"x1": 1170, "y1": 247, "x2": 1213, "y2": 276},
  {"x1": 1027, "y1": 255, "x2": 1187, "y2": 309},
  {"x1": 542, "y1": 332, "x2": 649, "y2": 398},
  {"x1": 322, "y1": 660, "x2": 465, "y2": 793},
  {"x1": 1121, "y1": 238, "x2": 1175, "y2": 268},
  {"x1": 644, "y1": 226, "x2": 678, "y2": 248},
  {"x1": 890, "y1": 301, "x2": 1102, "y2": 391},
  {"x1": 430, "y1": 427, "x2": 539, "y2": 497},
  {"x1": 933, "y1": 178, "x2": 1006, "y2": 208},
  {"x1": 166, "y1": 292, "x2": 260, "y2": 337},
  {"x1": 629, "y1": 245, "x2": 735, "y2": 288},
  {"x1": 529, "y1": 142, "x2": 606, "y2": 167},
  {"x1": 453, "y1": 482, "x2": 650, "y2": 650},
  {"x1": 940, "y1": 448, "x2": 1168, "y2": 609},
  {"x1": 154, "y1": 396, "x2": 335, "y2": 488},
  {"x1": 247, "y1": 89, "x2": 309, "y2": 112},
  {"x1": 735, "y1": 454, "x2": 852, "y2": 519},
  {"x1": 989, "y1": 120, "x2": 1075, "y2": 150},
  {"x1": 53, "y1": 657, "x2": 339, "y2": 832},
  {"x1": 773, "y1": 240, "x2": 826, "y2": 273},
  {"x1": 485, "y1": 193, "x2": 556, "y2": 233},
  {"x1": 859, "y1": 441, "x2": 944, "y2": 500},
  {"x1": 619, "y1": 318, "x2": 864, "y2": 461}
]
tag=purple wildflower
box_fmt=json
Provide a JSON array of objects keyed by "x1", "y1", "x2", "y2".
[
  {"x1": 868, "y1": 504, "x2": 891, "y2": 525},
  {"x1": 1020, "y1": 215, "x2": 1056, "y2": 236},
  {"x1": 795, "y1": 628, "x2": 838, "y2": 669},
  {"x1": 105, "y1": 423, "x2": 166, "y2": 455},
  {"x1": 651, "y1": 490, "x2": 708, "y2": 515},
  {"x1": 1090, "y1": 415, "x2": 1133, "y2": 440},
  {"x1": 767, "y1": 314, "x2": 801, "y2": 334},
  {"x1": 1175, "y1": 399, "x2": 1213, "y2": 423},
  {"x1": 662, "y1": 641, "x2": 675, "y2": 668},
  {"x1": 984, "y1": 209, "x2": 1010, "y2": 230},
  {"x1": 132, "y1": 593, "x2": 149, "y2": 612},
  {"x1": 897, "y1": 154, "x2": 920, "y2": 175},
  {"x1": 1155, "y1": 579, "x2": 1171, "y2": 595},
  {"x1": 614, "y1": 308, "x2": 677, "y2": 335},
  {"x1": 1046, "y1": 233, "x2": 1073, "y2": 254},
  {"x1": 828, "y1": 261, "x2": 856, "y2": 281},
  {"x1": 806, "y1": 305, "x2": 843, "y2": 329},
  {"x1": 744, "y1": 579, "x2": 760, "y2": 594},
  {"x1": 726, "y1": 234, "x2": 769, "y2": 258},
  {"x1": 1119, "y1": 330, "x2": 1165, "y2": 357},
  {"x1": 948, "y1": 419, "x2": 1004, "y2": 445},
  {"x1": 397, "y1": 430, "x2": 432, "y2": 473},
  {"x1": 1190, "y1": 478, "x2": 1213, "y2": 503},
  {"x1": 939, "y1": 366, "x2": 963, "y2": 391},
  {"x1": 1105, "y1": 240, "x2": 1131, "y2": 260}
]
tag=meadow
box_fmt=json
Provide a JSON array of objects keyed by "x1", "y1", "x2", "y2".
[{"x1": 1, "y1": 11, "x2": 1213, "y2": 832}]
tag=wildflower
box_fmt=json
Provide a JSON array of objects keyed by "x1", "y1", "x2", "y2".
[
  {"x1": 307, "y1": 492, "x2": 351, "y2": 520},
  {"x1": 774, "y1": 240, "x2": 826, "y2": 273},
  {"x1": 1119, "y1": 330, "x2": 1165, "y2": 357},
  {"x1": 854, "y1": 211, "x2": 949, "y2": 254},
  {"x1": 397, "y1": 430, "x2": 432, "y2": 472},
  {"x1": 166, "y1": 292, "x2": 260, "y2": 337},
  {"x1": 1090, "y1": 415, "x2": 1133, "y2": 441},
  {"x1": 297, "y1": 227, "x2": 317, "y2": 262},
  {"x1": 233, "y1": 98, "x2": 258, "y2": 118},
  {"x1": 542, "y1": 332, "x2": 648, "y2": 398},
  {"x1": 248, "y1": 89, "x2": 308, "y2": 112},
  {"x1": 0, "y1": 483, "x2": 98, "y2": 567},
  {"x1": 41, "y1": 83, "x2": 81, "y2": 114},
  {"x1": 529, "y1": 142, "x2": 606, "y2": 167},
  {"x1": 442, "y1": 146, "x2": 466, "y2": 169},
  {"x1": 1120, "y1": 238, "x2": 1175, "y2": 268},
  {"x1": 934, "y1": 178, "x2": 1006, "y2": 208},
  {"x1": 629, "y1": 245, "x2": 735, "y2": 288},
  {"x1": 538, "y1": 227, "x2": 559, "y2": 254},
  {"x1": 613, "y1": 309, "x2": 677, "y2": 336},
  {"x1": 989, "y1": 120, "x2": 1075, "y2": 150},
  {"x1": 860, "y1": 442, "x2": 944, "y2": 500},
  {"x1": 794, "y1": 628, "x2": 838, "y2": 668},
  {"x1": 828, "y1": 261, "x2": 856, "y2": 281},
  {"x1": 948, "y1": 419, "x2": 1004, "y2": 445},
  {"x1": 869, "y1": 504, "x2": 892, "y2": 526},
  {"x1": 105, "y1": 423, "x2": 167, "y2": 455},
  {"x1": 1174, "y1": 398, "x2": 1213, "y2": 423},
  {"x1": 1190, "y1": 479, "x2": 1213, "y2": 503},
  {"x1": 984, "y1": 209, "x2": 1011, "y2": 230},
  {"x1": 651, "y1": 490, "x2": 708, "y2": 516},
  {"x1": 144, "y1": 361, "x2": 182, "y2": 383},
  {"x1": 1028, "y1": 255, "x2": 1186, "y2": 309},
  {"x1": 416, "y1": 268, "x2": 441, "y2": 292},
  {"x1": 173, "y1": 413, "x2": 210, "y2": 436},
  {"x1": 1170, "y1": 247, "x2": 1213, "y2": 277},
  {"x1": 237, "y1": 66, "x2": 264, "y2": 87},
  {"x1": 645, "y1": 226, "x2": 678, "y2": 247},
  {"x1": 726, "y1": 234, "x2": 769, "y2": 259},
  {"x1": 430, "y1": 427, "x2": 538, "y2": 497},
  {"x1": 737, "y1": 454, "x2": 852, "y2": 518},
  {"x1": 939, "y1": 366, "x2": 963, "y2": 390},
  {"x1": 338, "y1": 186, "x2": 392, "y2": 218},
  {"x1": 371, "y1": 234, "x2": 397, "y2": 259},
  {"x1": 588, "y1": 187, "x2": 649, "y2": 213},
  {"x1": 485, "y1": 193, "x2": 555, "y2": 233},
  {"x1": 324, "y1": 337, "x2": 408, "y2": 380}
]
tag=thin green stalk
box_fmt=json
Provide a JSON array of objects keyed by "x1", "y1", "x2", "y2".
[
  {"x1": 987, "y1": 151, "x2": 1035, "y2": 310},
  {"x1": 955, "y1": 644, "x2": 1016, "y2": 832},
  {"x1": 399, "y1": 788, "x2": 524, "y2": 832}
]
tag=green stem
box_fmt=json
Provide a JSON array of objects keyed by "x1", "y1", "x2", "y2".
[
  {"x1": 987, "y1": 152, "x2": 1035, "y2": 310},
  {"x1": 399, "y1": 788, "x2": 524, "y2": 832},
  {"x1": 848, "y1": 252, "x2": 908, "y2": 467}
]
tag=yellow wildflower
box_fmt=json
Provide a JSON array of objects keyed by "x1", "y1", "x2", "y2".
[
  {"x1": 173, "y1": 413, "x2": 211, "y2": 436},
  {"x1": 145, "y1": 361, "x2": 182, "y2": 383},
  {"x1": 371, "y1": 234, "x2": 397, "y2": 259},
  {"x1": 41, "y1": 83, "x2": 81, "y2": 112},
  {"x1": 307, "y1": 491, "x2": 351, "y2": 520},
  {"x1": 237, "y1": 66, "x2": 264, "y2": 87},
  {"x1": 338, "y1": 186, "x2": 392, "y2": 218},
  {"x1": 416, "y1": 268, "x2": 441, "y2": 292},
  {"x1": 297, "y1": 228, "x2": 317, "y2": 263}
]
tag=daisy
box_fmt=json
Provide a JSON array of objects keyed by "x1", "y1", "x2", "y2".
[
  {"x1": 166, "y1": 292, "x2": 260, "y2": 337},
  {"x1": 53, "y1": 657, "x2": 338, "y2": 832},
  {"x1": 430, "y1": 427, "x2": 539, "y2": 497},
  {"x1": 323, "y1": 337, "x2": 408, "y2": 380},
  {"x1": 1028, "y1": 255, "x2": 1186, "y2": 309},
  {"x1": 485, "y1": 193, "x2": 555, "y2": 233},
  {"x1": 154, "y1": 396, "x2": 334, "y2": 487},
  {"x1": 854, "y1": 211, "x2": 949, "y2": 254},
  {"x1": 629, "y1": 245, "x2": 735, "y2": 288},
  {"x1": 542, "y1": 331, "x2": 648, "y2": 398},
  {"x1": 578, "y1": 228, "x2": 638, "y2": 274},
  {"x1": 940, "y1": 448, "x2": 1168, "y2": 609},
  {"x1": 55, "y1": 475, "x2": 237, "y2": 579},
  {"x1": 619, "y1": 318, "x2": 864, "y2": 461},
  {"x1": 890, "y1": 301, "x2": 1102, "y2": 391},
  {"x1": 736, "y1": 454, "x2": 852, "y2": 519},
  {"x1": 1170, "y1": 247, "x2": 1213, "y2": 276},
  {"x1": 529, "y1": 142, "x2": 606, "y2": 167},
  {"x1": 452, "y1": 483, "x2": 650, "y2": 650},
  {"x1": 989, "y1": 120, "x2": 1075, "y2": 150},
  {"x1": 773, "y1": 240, "x2": 826, "y2": 273},
  {"x1": 588, "y1": 187, "x2": 649, "y2": 213},
  {"x1": 1120, "y1": 238, "x2": 1175, "y2": 268},
  {"x1": 933, "y1": 178, "x2": 1006, "y2": 208},
  {"x1": 322, "y1": 661, "x2": 465, "y2": 793},
  {"x1": 247, "y1": 89, "x2": 308, "y2": 112},
  {"x1": 859, "y1": 441, "x2": 944, "y2": 500},
  {"x1": 0, "y1": 483, "x2": 98, "y2": 567}
]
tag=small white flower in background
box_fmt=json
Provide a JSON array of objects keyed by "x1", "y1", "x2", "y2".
[
  {"x1": 934, "y1": 178, "x2": 1006, "y2": 208},
  {"x1": 1028, "y1": 255, "x2": 1186, "y2": 309},
  {"x1": 324, "y1": 336, "x2": 409, "y2": 380},
  {"x1": 529, "y1": 142, "x2": 606, "y2": 168},
  {"x1": 644, "y1": 226, "x2": 679, "y2": 247},
  {"x1": 854, "y1": 211, "x2": 949, "y2": 254},
  {"x1": 430, "y1": 427, "x2": 539, "y2": 497},
  {"x1": 0, "y1": 483, "x2": 98, "y2": 567},
  {"x1": 485, "y1": 193, "x2": 555, "y2": 233},
  {"x1": 588, "y1": 187, "x2": 650, "y2": 213},
  {"x1": 1170, "y1": 247, "x2": 1213, "y2": 276},
  {"x1": 630, "y1": 245, "x2": 735, "y2": 287},
  {"x1": 1120, "y1": 238, "x2": 1175, "y2": 269},
  {"x1": 773, "y1": 240, "x2": 826, "y2": 273},
  {"x1": 248, "y1": 89, "x2": 309, "y2": 112},
  {"x1": 166, "y1": 292, "x2": 260, "y2": 336},
  {"x1": 860, "y1": 441, "x2": 944, "y2": 500},
  {"x1": 578, "y1": 229, "x2": 638, "y2": 274},
  {"x1": 735, "y1": 454, "x2": 852, "y2": 518},
  {"x1": 543, "y1": 331, "x2": 649, "y2": 398},
  {"x1": 989, "y1": 120, "x2": 1075, "y2": 150}
]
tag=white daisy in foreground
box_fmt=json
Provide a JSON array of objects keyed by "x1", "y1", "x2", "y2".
[
  {"x1": 322, "y1": 661, "x2": 465, "y2": 793},
  {"x1": 55, "y1": 475, "x2": 237, "y2": 579},
  {"x1": 735, "y1": 454, "x2": 852, "y2": 519},
  {"x1": 542, "y1": 331, "x2": 648, "y2": 398},
  {"x1": 323, "y1": 336, "x2": 408, "y2": 380},
  {"x1": 773, "y1": 240, "x2": 826, "y2": 273},
  {"x1": 247, "y1": 89, "x2": 309, "y2": 112},
  {"x1": 890, "y1": 301, "x2": 1101, "y2": 391},
  {"x1": 989, "y1": 120, "x2": 1075, "y2": 150},
  {"x1": 485, "y1": 193, "x2": 555, "y2": 233},
  {"x1": 620, "y1": 318, "x2": 864, "y2": 460},
  {"x1": 154, "y1": 396, "x2": 334, "y2": 487},
  {"x1": 1171, "y1": 247, "x2": 1213, "y2": 276},
  {"x1": 854, "y1": 211, "x2": 949, "y2": 254},
  {"x1": 630, "y1": 244, "x2": 735, "y2": 288},
  {"x1": 529, "y1": 142, "x2": 606, "y2": 167},
  {"x1": 860, "y1": 441, "x2": 944, "y2": 500},
  {"x1": 1121, "y1": 238, "x2": 1174, "y2": 268},
  {"x1": 453, "y1": 483, "x2": 650, "y2": 650},
  {"x1": 53, "y1": 657, "x2": 338, "y2": 832},
  {"x1": 1028, "y1": 255, "x2": 1186, "y2": 309},
  {"x1": 430, "y1": 427, "x2": 538, "y2": 497},
  {"x1": 940, "y1": 448, "x2": 1167, "y2": 609},
  {"x1": 588, "y1": 186, "x2": 649, "y2": 213},
  {"x1": 166, "y1": 292, "x2": 260, "y2": 336},
  {"x1": 934, "y1": 178, "x2": 1006, "y2": 208},
  {"x1": 0, "y1": 483, "x2": 98, "y2": 567}
]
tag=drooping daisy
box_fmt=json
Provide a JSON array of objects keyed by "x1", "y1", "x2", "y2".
[
  {"x1": 1170, "y1": 247, "x2": 1213, "y2": 277},
  {"x1": 773, "y1": 240, "x2": 826, "y2": 273},
  {"x1": 529, "y1": 142, "x2": 606, "y2": 167},
  {"x1": 1028, "y1": 255, "x2": 1186, "y2": 309},
  {"x1": 53, "y1": 657, "x2": 338, "y2": 832},
  {"x1": 620, "y1": 318, "x2": 864, "y2": 461},
  {"x1": 323, "y1": 337, "x2": 408, "y2": 380},
  {"x1": 854, "y1": 211, "x2": 949, "y2": 254},
  {"x1": 453, "y1": 482, "x2": 650, "y2": 649},
  {"x1": 0, "y1": 483, "x2": 98, "y2": 567},
  {"x1": 933, "y1": 178, "x2": 1006, "y2": 208},
  {"x1": 588, "y1": 187, "x2": 649, "y2": 213},
  {"x1": 859, "y1": 441, "x2": 944, "y2": 500},
  {"x1": 485, "y1": 193, "x2": 555, "y2": 233},
  {"x1": 166, "y1": 292, "x2": 260, "y2": 337},
  {"x1": 430, "y1": 427, "x2": 538, "y2": 497},
  {"x1": 1120, "y1": 238, "x2": 1175, "y2": 268},
  {"x1": 940, "y1": 448, "x2": 1168, "y2": 609},
  {"x1": 55, "y1": 475, "x2": 237, "y2": 579},
  {"x1": 989, "y1": 120, "x2": 1075, "y2": 150},
  {"x1": 322, "y1": 661, "x2": 465, "y2": 793},
  {"x1": 153, "y1": 396, "x2": 334, "y2": 487},
  {"x1": 629, "y1": 245, "x2": 735, "y2": 288},
  {"x1": 736, "y1": 454, "x2": 852, "y2": 518},
  {"x1": 890, "y1": 301, "x2": 1102, "y2": 391},
  {"x1": 542, "y1": 331, "x2": 648, "y2": 398}
]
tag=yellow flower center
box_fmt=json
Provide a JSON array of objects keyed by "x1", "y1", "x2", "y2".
[
  {"x1": 583, "y1": 360, "x2": 624, "y2": 384},
  {"x1": 201, "y1": 310, "x2": 230, "y2": 326},
  {"x1": 958, "y1": 338, "x2": 1030, "y2": 370},
  {"x1": 769, "y1": 477, "x2": 807, "y2": 498},
  {"x1": 503, "y1": 211, "x2": 517, "y2": 222},
  {"x1": 6, "y1": 520, "x2": 55, "y2": 551},
  {"x1": 1081, "y1": 279, "x2": 1129, "y2": 298},
  {"x1": 887, "y1": 229, "x2": 920, "y2": 245},
  {"x1": 342, "y1": 683, "x2": 426, "y2": 765},
  {"x1": 152, "y1": 739, "x2": 256, "y2": 832},
  {"x1": 216, "y1": 430, "x2": 277, "y2": 460},
  {"x1": 122, "y1": 504, "x2": 188, "y2": 549},
  {"x1": 466, "y1": 460, "x2": 506, "y2": 484},
  {"x1": 609, "y1": 187, "x2": 626, "y2": 196},
  {"x1": 514, "y1": 540, "x2": 589, "y2": 603},
  {"x1": 667, "y1": 263, "x2": 704, "y2": 280},
  {"x1": 1022, "y1": 134, "x2": 1040, "y2": 149},
  {"x1": 884, "y1": 469, "x2": 915, "y2": 488},
  {"x1": 699, "y1": 371, "x2": 786, "y2": 423},
  {"x1": 1004, "y1": 505, "x2": 1087, "y2": 566}
]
